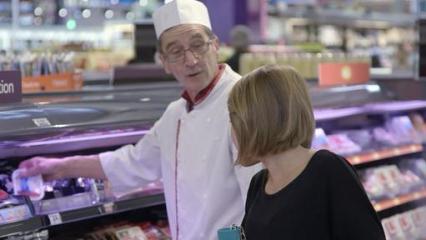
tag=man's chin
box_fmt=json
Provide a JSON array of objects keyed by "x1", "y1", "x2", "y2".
[
  {"x1": 184, "y1": 80, "x2": 208, "y2": 93},
  {"x1": 184, "y1": 74, "x2": 203, "y2": 83}
]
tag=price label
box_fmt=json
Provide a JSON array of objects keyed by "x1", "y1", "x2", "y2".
[
  {"x1": 393, "y1": 148, "x2": 401, "y2": 156},
  {"x1": 351, "y1": 156, "x2": 361, "y2": 164},
  {"x1": 372, "y1": 152, "x2": 380, "y2": 160},
  {"x1": 392, "y1": 198, "x2": 401, "y2": 206},
  {"x1": 103, "y1": 202, "x2": 115, "y2": 214},
  {"x1": 48, "y1": 213, "x2": 62, "y2": 225},
  {"x1": 32, "y1": 118, "x2": 52, "y2": 127},
  {"x1": 413, "y1": 192, "x2": 421, "y2": 199},
  {"x1": 411, "y1": 145, "x2": 420, "y2": 152}
]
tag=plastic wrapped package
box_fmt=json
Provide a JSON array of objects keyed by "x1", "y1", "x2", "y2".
[
  {"x1": 385, "y1": 166, "x2": 412, "y2": 195},
  {"x1": 337, "y1": 129, "x2": 374, "y2": 152},
  {"x1": 382, "y1": 215, "x2": 405, "y2": 240},
  {"x1": 392, "y1": 159, "x2": 426, "y2": 191},
  {"x1": 400, "y1": 169, "x2": 424, "y2": 191},
  {"x1": 35, "y1": 178, "x2": 105, "y2": 215},
  {"x1": 413, "y1": 159, "x2": 426, "y2": 179},
  {"x1": 385, "y1": 116, "x2": 422, "y2": 145},
  {"x1": 12, "y1": 169, "x2": 44, "y2": 201},
  {"x1": 138, "y1": 221, "x2": 171, "y2": 240},
  {"x1": 410, "y1": 208, "x2": 426, "y2": 238},
  {"x1": 311, "y1": 128, "x2": 329, "y2": 150},
  {"x1": 362, "y1": 175, "x2": 387, "y2": 201},
  {"x1": 115, "y1": 226, "x2": 148, "y2": 240},
  {"x1": 0, "y1": 174, "x2": 14, "y2": 195},
  {"x1": 396, "y1": 211, "x2": 418, "y2": 239},
  {"x1": 382, "y1": 207, "x2": 426, "y2": 240},
  {"x1": 409, "y1": 113, "x2": 426, "y2": 141},
  {"x1": 398, "y1": 159, "x2": 426, "y2": 178},
  {"x1": 361, "y1": 165, "x2": 409, "y2": 200},
  {"x1": 325, "y1": 133, "x2": 362, "y2": 155},
  {"x1": 372, "y1": 127, "x2": 400, "y2": 147},
  {"x1": 0, "y1": 204, "x2": 32, "y2": 225}
]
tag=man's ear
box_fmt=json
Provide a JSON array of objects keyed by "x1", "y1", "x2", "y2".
[
  {"x1": 159, "y1": 54, "x2": 171, "y2": 74},
  {"x1": 212, "y1": 37, "x2": 220, "y2": 58},
  {"x1": 212, "y1": 37, "x2": 220, "y2": 50}
]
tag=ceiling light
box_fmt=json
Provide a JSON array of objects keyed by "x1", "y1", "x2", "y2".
[
  {"x1": 105, "y1": 9, "x2": 114, "y2": 19},
  {"x1": 59, "y1": 8, "x2": 68, "y2": 18},
  {"x1": 82, "y1": 9, "x2": 91, "y2": 18},
  {"x1": 34, "y1": 7, "x2": 43, "y2": 16}
]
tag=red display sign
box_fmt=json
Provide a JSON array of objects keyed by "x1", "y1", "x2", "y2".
[
  {"x1": 0, "y1": 71, "x2": 22, "y2": 104},
  {"x1": 318, "y1": 62, "x2": 370, "y2": 87},
  {"x1": 22, "y1": 73, "x2": 82, "y2": 93}
]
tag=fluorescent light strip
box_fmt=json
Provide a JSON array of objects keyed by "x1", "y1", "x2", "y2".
[
  {"x1": 329, "y1": 84, "x2": 381, "y2": 93},
  {"x1": 19, "y1": 130, "x2": 149, "y2": 147}
]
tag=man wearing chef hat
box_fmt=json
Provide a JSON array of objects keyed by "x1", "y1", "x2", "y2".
[{"x1": 18, "y1": 0, "x2": 260, "y2": 239}]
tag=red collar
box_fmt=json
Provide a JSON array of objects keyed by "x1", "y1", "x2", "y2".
[{"x1": 182, "y1": 64, "x2": 225, "y2": 111}]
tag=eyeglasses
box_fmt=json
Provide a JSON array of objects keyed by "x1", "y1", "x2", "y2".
[{"x1": 164, "y1": 40, "x2": 213, "y2": 63}]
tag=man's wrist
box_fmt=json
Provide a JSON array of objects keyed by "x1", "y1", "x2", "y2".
[
  {"x1": 61, "y1": 156, "x2": 76, "y2": 179},
  {"x1": 62, "y1": 155, "x2": 103, "y2": 179}
]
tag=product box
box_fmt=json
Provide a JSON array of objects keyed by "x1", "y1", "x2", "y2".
[
  {"x1": 0, "y1": 204, "x2": 32, "y2": 224},
  {"x1": 115, "y1": 226, "x2": 147, "y2": 240},
  {"x1": 382, "y1": 216, "x2": 404, "y2": 240},
  {"x1": 12, "y1": 169, "x2": 44, "y2": 201}
]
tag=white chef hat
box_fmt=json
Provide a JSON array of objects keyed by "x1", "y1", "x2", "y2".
[{"x1": 153, "y1": 0, "x2": 212, "y2": 39}]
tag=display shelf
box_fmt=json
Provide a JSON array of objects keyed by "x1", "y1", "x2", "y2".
[
  {"x1": 268, "y1": 7, "x2": 415, "y2": 28},
  {"x1": 82, "y1": 70, "x2": 113, "y2": 85},
  {"x1": 114, "y1": 190, "x2": 165, "y2": 213},
  {"x1": 373, "y1": 188, "x2": 426, "y2": 212},
  {"x1": 45, "y1": 190, "x2": 165, "y2": 226},
  {"x1": 313, "y1": 101, "x2": 426, "y2": 121},
  {"x1": 2, "y1": 128, "x2": 149, "y2": 159},
  {"x1": 313, "y1": 107, "x2": 365, "y2": 121},
  {"x1": 346, "y1": 143, "x2": 423, "y2": 165},
  {"x1": 364, "y1": 100, "x2": 426, "y2": 113},
  {"x1": 0, "y1": 216, "x2": 44, "y2": 238},
  {"x1": 0, "y1": 191, "x2": 165, "y2": 237}
]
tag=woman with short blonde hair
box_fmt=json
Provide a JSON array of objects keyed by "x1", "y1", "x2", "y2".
[
  {"x1": 228, "y1": 65, "x2": 314, "y2": 166},
  {"x1": 228, "y1": 64, "x2": 385, "y2": 240}
]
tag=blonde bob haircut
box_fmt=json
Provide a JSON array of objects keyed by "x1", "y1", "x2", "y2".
[{"x1": 228, "y1": 64, "x2": 315, "y2": 166}]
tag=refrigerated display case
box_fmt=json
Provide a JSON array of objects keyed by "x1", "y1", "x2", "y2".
[
  {"x1": 0, "y1": 82, "x2": 181, "y2": 239},
  {"x1": 311, "y1": 83, "x2": 426, "y2": 240},
  {"x1": 0, "y1": 79, "x2": 426, "y2": 239}
]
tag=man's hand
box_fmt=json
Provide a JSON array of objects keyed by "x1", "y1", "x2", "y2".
[
  {"x1": 18, "y1": 157, "x2": 66, "y2": 181},
  {"x1": 19, "y1": 155, "x2": 106, "y2": 181}
]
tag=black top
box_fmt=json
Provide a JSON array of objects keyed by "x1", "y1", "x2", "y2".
[
  {"x1": 225, "y1": 51, "x2": 244, "y2": 73},
  {"x1": 242, "y1": 149, "x2": 385, "y2": 240}
]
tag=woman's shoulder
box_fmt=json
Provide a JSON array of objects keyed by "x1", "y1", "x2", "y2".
[
  {"x1": 252, "y1": 169, "x2": 267, "y2": 182},
  {"x1": 249, "y1": 169, "x2": 267, "y2": 189},
  {"x1": 311, "y1": 149, "x2": 353, "y2": 173},
  {"x1": 312, "y1": 149, "x2": 340, "y2": 160}
]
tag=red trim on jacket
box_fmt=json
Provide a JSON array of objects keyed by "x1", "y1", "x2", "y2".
[
  {"x1": 175, "y1": 119, "x2": 181, "y2": 240},
  {"x1": 181, "y1": 64, "x2": 225, "y2": 112}
]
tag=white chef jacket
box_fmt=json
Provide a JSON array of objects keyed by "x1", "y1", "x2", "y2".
[{"x1": 99, "y1": 64, "x2": 260, "y2": 240}]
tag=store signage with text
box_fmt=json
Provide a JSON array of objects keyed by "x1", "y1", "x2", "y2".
[
  {"x1": 22, "y1": 73, "x2": 82, "y2": 93},
  {"x1": 318, "y1": 62, "x2": 370, "y2": 87},
  {"x1": 0, "y1": 71, "x2": 22, "y2": 104}
]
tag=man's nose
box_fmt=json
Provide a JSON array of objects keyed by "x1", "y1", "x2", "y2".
[{"x1": 184, "y1": 49, "x2": 199, "y2": 66}]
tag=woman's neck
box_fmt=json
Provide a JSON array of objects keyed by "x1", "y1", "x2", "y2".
[{"x1": 261, "y1": 146, "x2": 315, "y2": 194}]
